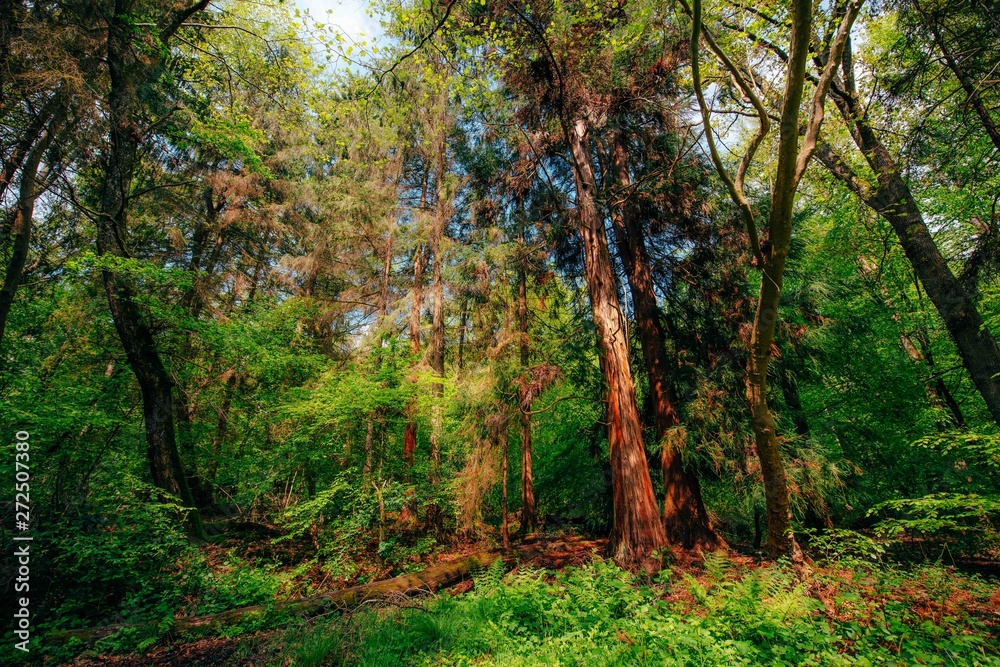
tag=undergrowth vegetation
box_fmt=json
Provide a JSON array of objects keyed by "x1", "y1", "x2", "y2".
[{"x1": 273, "y1": 557, "x2": 999, "y2": 667}]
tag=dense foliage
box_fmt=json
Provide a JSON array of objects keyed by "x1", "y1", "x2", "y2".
[{"x1": 0, "y1": 0, "x2": 998, "y2": 663}]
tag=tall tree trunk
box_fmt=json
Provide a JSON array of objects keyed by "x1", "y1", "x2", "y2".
[
  {"x1": 741, "y1": 0, "x2": 814, "y2": 560},
  {"x1": 429, "y1": 135, "x2": 448, "y2": 486},
  {"x1": 501, "y1": 434, "x2": 509, "y2": 549},
  {"x1": 818, "y1": 82, "x2": 1000, "y2": 426},
  {"x1": 565, "y1": 117, "x2": 666, "y2": 569},
  {"x1": 607, "y1": 132, "x2": 720, "y2": 551},
  {"x1": 0, "y1": 109, "x2": 61, "y2": 350},
  {"x1": 404, "y1": 169, "x2": 429, "y2": 468},
  {"x1": 516, "y1": 254, "x2": 537, "y2": 534},
  {"x1": 96, "y1": 5, "x2": 207, "y2": 539},
  {"x1": 747, "y1": 256, "x2": 797, "y2": 557},
  {"x1": 689, "y1": 0, "x2": 854, "y2": 559}
]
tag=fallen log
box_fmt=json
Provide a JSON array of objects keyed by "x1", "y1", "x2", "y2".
[{"x1": 48, "y1": 551, "x2": 503, "y2": 647}]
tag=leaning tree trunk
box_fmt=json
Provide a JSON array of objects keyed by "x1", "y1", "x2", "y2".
[
  {"x1": 50, "y1": 550, "x2": 506, "y2": 647},
  {"x1": 917, "y1": 3, "x2": 1000, "y2": 153},
  {"x1": 0, "y1": 92, "x2": 59, "y2": 208},
  {"x1": 0, "y1": 108, "x2": 61, "y2": 350},
  {"x1": 97, "y1": 6, "x2": 206, "y2": 539},
  {"x1": 566, "y1": 117, "x2": 666, "y2": 569},
  {"x1": 818, "y1": 84, "x2": 1000, "y2": 427},
  {"x1": 607, "y1": 133, "x2": 720, "y2": 551}
]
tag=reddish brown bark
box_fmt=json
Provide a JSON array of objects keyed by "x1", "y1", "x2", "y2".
[
  {"x1": 607, "y1": 133, "x2": 721, "y2": 551},
  {"x1": 566, "y1": 117, "x2": 666, "y2": 569}
]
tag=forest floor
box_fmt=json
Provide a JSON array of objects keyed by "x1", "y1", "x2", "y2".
[
  {"x1": 62, "y1": 533, "x2": 1000, "y2": 667},
  {"x1": 63, "y1": 534, "x2": 606, "y2": 666}
]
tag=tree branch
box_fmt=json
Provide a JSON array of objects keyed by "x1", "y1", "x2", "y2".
[
  {"x1": 684, "y1": 0, "x2": 768, "y2": 266},
  {"x1": 159, "y1": 0, "x2": 212, "y2": 43},
  {"x1": 794, "y1": 0, "x2": 864, "y2": 185}
]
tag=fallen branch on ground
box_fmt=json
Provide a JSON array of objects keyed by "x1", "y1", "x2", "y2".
[{"x1": 49, "y1": 551, "x2": 503, "y2": 646}]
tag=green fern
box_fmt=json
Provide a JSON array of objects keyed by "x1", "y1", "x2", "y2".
[{"x1": 472, "y1": 557, "x2": 507, "y2": 594}]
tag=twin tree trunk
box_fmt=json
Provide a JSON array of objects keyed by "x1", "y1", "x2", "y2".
[
  {"x1": 607, "y1": 133, "x2": 720, "y2": 550},
  {"x1": 96, "y1": 5, "x2": 207, "y2": 539},
  {"x1": 566, "y1": 118, "x2": 666, "y2": 568}
]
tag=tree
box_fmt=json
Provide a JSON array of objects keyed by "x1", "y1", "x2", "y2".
[
  {"x1": 689, "y1": 0, "x2": 862, "y2": 556},
  {"x1": 0, "y1": 104, "x2": 64, "y2": 347},
  {"x1": 91, "y1": 0, "x2": 212, "y2": 538},
  {"x1": 606, "y1": 128, "x2": 721, "y2": 550},
  {"x1": 486, "y1": 0, "x2": 669, "y2": 568},
  {"x1": 811, "y1": 9, "x2": 1000, "y2": 426}
]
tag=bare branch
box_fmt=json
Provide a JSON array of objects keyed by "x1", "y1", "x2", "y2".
[
  {"x1": 813, "y1": 142, "x2": 873, "y2": 201},
  {"x1": 372, "y1": 0, "x2": 460, "y2": 91},
  {"x1": 684, "y1": 0, "x2": 769, "y2": 266},
  {"x1": 794, "y1": 0, "x2": 864, "y2": 184}
]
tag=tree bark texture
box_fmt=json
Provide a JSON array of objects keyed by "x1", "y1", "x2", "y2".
[
  {"x1": 566, "y1": 117, "x2": 666, "y2": 569},
  {"x1": 608, "y1": 132, "x2": 720, "y2": 551}
]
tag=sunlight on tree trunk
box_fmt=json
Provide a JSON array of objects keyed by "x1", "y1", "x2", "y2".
[{"x1": 566, "y1": 117, "x2": 666, "y2": 569}]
